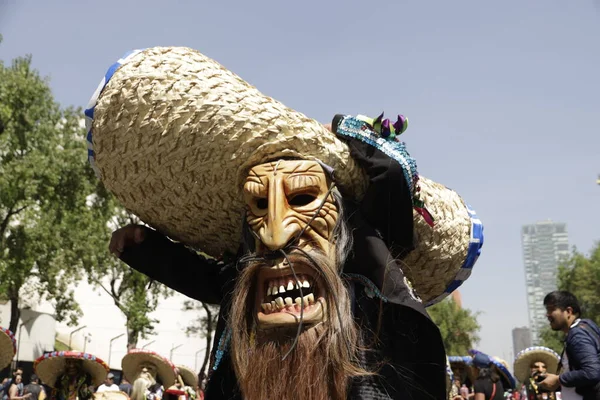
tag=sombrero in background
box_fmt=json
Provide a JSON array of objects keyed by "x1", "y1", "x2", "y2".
[
  {"x1": 513, "y1": 346, "x2": 560, "y2": 383},
  {"x1": 448, "y1": 356, "x2": 476, "y2": 385},
  {"x1": 445, "y1": 357, "x2": 454, "y2": 394},
  {"x1": 469, "y1": 349, "x2": 516, "y2": 390},
  {"x1": 34, "y1": 351, "x2": 109, "y2": 387},
  {"x1": 85, "y1": 46, "x2": 483, "y2": 305},
  {"x1": 176, "y1": 365, "x2": 198, "y2": 388},
  {"x1": 122, "y1": 349, "x2": 177, "y2": 388},
  {"x1": 0, "y1": 327, "x2": 17, "y2": 370},
  {"x1": 94, "y1": 392, "x2": 130, "y2": 400}
]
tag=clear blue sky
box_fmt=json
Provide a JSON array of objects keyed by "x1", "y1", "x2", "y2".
[{"x1": 1, "y1": 0, "x2": 599, "y2": 364}]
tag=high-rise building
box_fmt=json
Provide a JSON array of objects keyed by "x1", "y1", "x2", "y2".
[
  {"x1": 512, "y1": 326, "x2": 532, "y2": 356},
  {"x1": 521, "y1": 221, "x2": 569, "y2": 344}
]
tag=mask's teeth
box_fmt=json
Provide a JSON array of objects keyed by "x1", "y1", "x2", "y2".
[
  {"x1": 275, "y1": 297, "x2": 285, "y2": 309},
  {"x1": 261, "y1": 303, "x2": 272, "y2": 313},
  {"x1": 287, "y1": 280, "x2": 294, "y2": 291},
  {"x1": 272, "y1": 283, "x2": 279, "y2": 295},
  {"x1": 302, "y1": 280, "x2": 310, "y2": 288},
  {"x1": 279, "y1": 281, "x2": 286, "y2": 294},
  {"x1": 304, "y1": 293, "x2": 315, "y2": 304}
]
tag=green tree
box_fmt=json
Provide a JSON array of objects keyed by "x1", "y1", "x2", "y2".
[
  {"x1": 0, "y1": 51, "x2": 95, "y2": 332},
  {"x1": 80, "y1": 199, "x2": 173, "y2": 350},
  {"x1": 428, "y1": 297, "x2": 481, "y2": 355},
  {"x1": 539, "y1": 242, "x2": 600, "y2": 350},
  {"x1": 539, "y1": 326, "x2": 564, "y2": 353},
  {"x1": 557, "y1": 242, "x2": 600, "y2": 322},
  {"x1": 183, "y1": 300, "x2": 219, "y2": 386}
]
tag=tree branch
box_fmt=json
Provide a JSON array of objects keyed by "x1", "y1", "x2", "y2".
[
  {"x1": 0, "y1": 204, "x2": 29, "y2": 238},
  {"x1": 91, "y1": 277, "x2": 123, "y2": 309}
]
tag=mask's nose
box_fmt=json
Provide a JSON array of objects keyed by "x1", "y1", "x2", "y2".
[{"x1": 258, "y1": 180, "x2": 300, "y2": 252}]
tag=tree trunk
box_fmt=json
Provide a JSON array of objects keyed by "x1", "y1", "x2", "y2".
[
  {"x1": 126, "y1": 326, "x2": 138, "y2": 351},
  {"x1": 199, "y1": 303, "x2": 214, "y2": 387},
  {"x1": 8, "y1": 288, "x2": 20, "y2": 333}
]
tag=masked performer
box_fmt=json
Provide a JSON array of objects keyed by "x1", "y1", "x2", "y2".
[
  {"x1": 34, "y1": 352, "x2": 108, "y2": 400},
  {"x1": 514, "y1": 347, "x2": 560, "y2": 400},
  {"x1": 122, "y1": 349, "x2": 177, "y2": 400},
  {"x1": 86, "y1": 47, "x2": 484, "y2": 400}
]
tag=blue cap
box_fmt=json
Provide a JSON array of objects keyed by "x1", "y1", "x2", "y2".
[{"x1": 472, "y1": 353, "x2": 492, "y2": 368}]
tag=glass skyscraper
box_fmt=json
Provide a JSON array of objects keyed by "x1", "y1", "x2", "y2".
[{"x1": 521, "y1": 221, "x2": 569, "y2": 344}]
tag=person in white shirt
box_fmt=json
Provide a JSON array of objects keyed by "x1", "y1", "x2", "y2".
[{"x1": 96, "y1": 374, "x2": 119, "y2": 392}]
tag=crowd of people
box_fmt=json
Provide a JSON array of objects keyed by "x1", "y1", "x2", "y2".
[
  {"x1": 445, "y1": 290, "x2": 600, "y2": 400},
  {"x1": 0, "y1": 342, "x2": 205, "y2": 400}
]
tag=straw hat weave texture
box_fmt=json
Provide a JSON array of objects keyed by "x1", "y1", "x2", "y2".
[
  {"x1": 121, "y1": 349, "x2": 177, "y2": 388},
  {"x1": 0, "y1": 327, "x2": 16, "y2": 371},
  {"x1": 91, "y1": 47, "x2": 366, "y2": 257},
  {"x1": 33, "y1": 351, "x2": 109, "y2": 388},
  {"x1": 87, "y1": 47, "x2": 483, "y2": 305},
  {"x1": 513, "y1": 346, "x2": 560, "y2": 383}
]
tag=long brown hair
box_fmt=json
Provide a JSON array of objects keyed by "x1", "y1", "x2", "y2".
[{"x1": 229, "y1": 242, "x2": 371, "y2": 400}]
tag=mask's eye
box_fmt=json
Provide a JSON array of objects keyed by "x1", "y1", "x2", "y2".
[
  {"x1": 288, "y1": 194, "x2": 316, "y2": 206},
  {"x1": 256, "y1": 198, "x2": 268, "y2": 210}
]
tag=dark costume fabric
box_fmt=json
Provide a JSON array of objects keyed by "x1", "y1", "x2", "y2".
[
  {"x1": 52, "y1": 373, "x2": 93, "y2": 400},
  {"x1": 524, "y1": 378, "x2": 557, "y2": 400},
  {"x1": 120, "y1": 136, "x2": 447, "y2": 400}
]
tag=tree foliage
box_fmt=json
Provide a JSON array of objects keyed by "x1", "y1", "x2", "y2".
[
  {"x1": 540, "y1": 241, "x2": 600, "y2": 351},
  {"x1": 78, "y1": 192, "x2": 173, "y2": 350},
  {"x1": 539, "y1": 326, "x2": 564, "y2": 354},
  {"x1": 428, "y1": 297, "x2": 481, "y2": 355},
  {"x1": 557, "y1": 242, "x2": 600, "y2": 323},
  {"x1": 0, "y1": 52, "x2": 95, "y2": 332},
  {"x1": 183, "y1": 300, "x2": 219, "y2": 386}
]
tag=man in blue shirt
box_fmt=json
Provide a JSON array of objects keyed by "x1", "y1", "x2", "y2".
[{"x1": 539, "y1": 291, "x2": 600, "y2": 399}]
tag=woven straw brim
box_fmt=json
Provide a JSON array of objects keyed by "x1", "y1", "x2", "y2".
[
  {"x1": 402, "y1": 177, "x2": 473, "y2": 304},
  {"x1": 92, "y1": 46, "x2": 366, "y2": 258},
  {"x1": 0, "y1": 329, "x2": 16, "y2": 370},
  {"x1": 89, "y1": 46, "x2": 480, "y2": 304},
  {"x1": 176, "y1": 365, "x2": 198, "y2": 387},
  {"x1": 122, "y1": 352, "x2": 177, "y2": 388},
  {"x1": 513, "y1": 348, "x2": 559, "y2": 383},
  {"x1": 94, "y1": 392, "x2": 130, "y2": 400},
  {"x1": 34, "y1": 353, "x2": 109, "y2": 387}
]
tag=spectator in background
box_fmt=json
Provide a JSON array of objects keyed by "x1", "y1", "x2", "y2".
[
  {"x1": 23, "y1": 375, "x2": 44, "y2": 400},
  {"x1": 118, "y1": 378, "x2": 132, "y2": 396},
  {"x1": 2, "y1": 368, "x2": 23, "y2": 400},
  {"x1": 96, "y1": 374, "x2": 119, "y2": 392},
  {"x1": 8, "y1": 375, "x2": 31, "y2": 400},
  {"x1": 473, "y1": 353, "x2": 504, "y2": 400},
  {"x1": 540, "y1": 291, "x2": 600, "y2": 400}
]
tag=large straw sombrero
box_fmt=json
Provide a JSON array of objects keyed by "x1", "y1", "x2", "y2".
[
  {"x1": 469, "y1": 350, "x2": 516, "y2": 390},
  {"x1": 122, "y1": 349, "x2": 177, "y2": 388},
  {"x1": 95, "y1": 392, "x2": 130, "y2": 400},
  {"x1": 0, "y1": 327, "x2": 17, "y2": 370},
  {"x1": 176, "y1": 365, "x2": 198, "y2": 388},
  {"x1": 33, "y1": 351, "x2": 109, "y2": 387},
  {"x1": 85, "y1": 46, "x2": 483, "y2": 305},
  {"x1": 448, "y1": 356, "x2": 476, "y2": 385},
  {"x1": 513, "y1": 346, "x2": 560, "y2": 383}
]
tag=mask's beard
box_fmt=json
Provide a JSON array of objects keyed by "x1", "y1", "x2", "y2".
[
  {"x1": 230, "y1": 247, "x2": 370, "y2": 400},
  {"x1": 131, "y1": 377, "x2": 152, "y2": 400}
]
